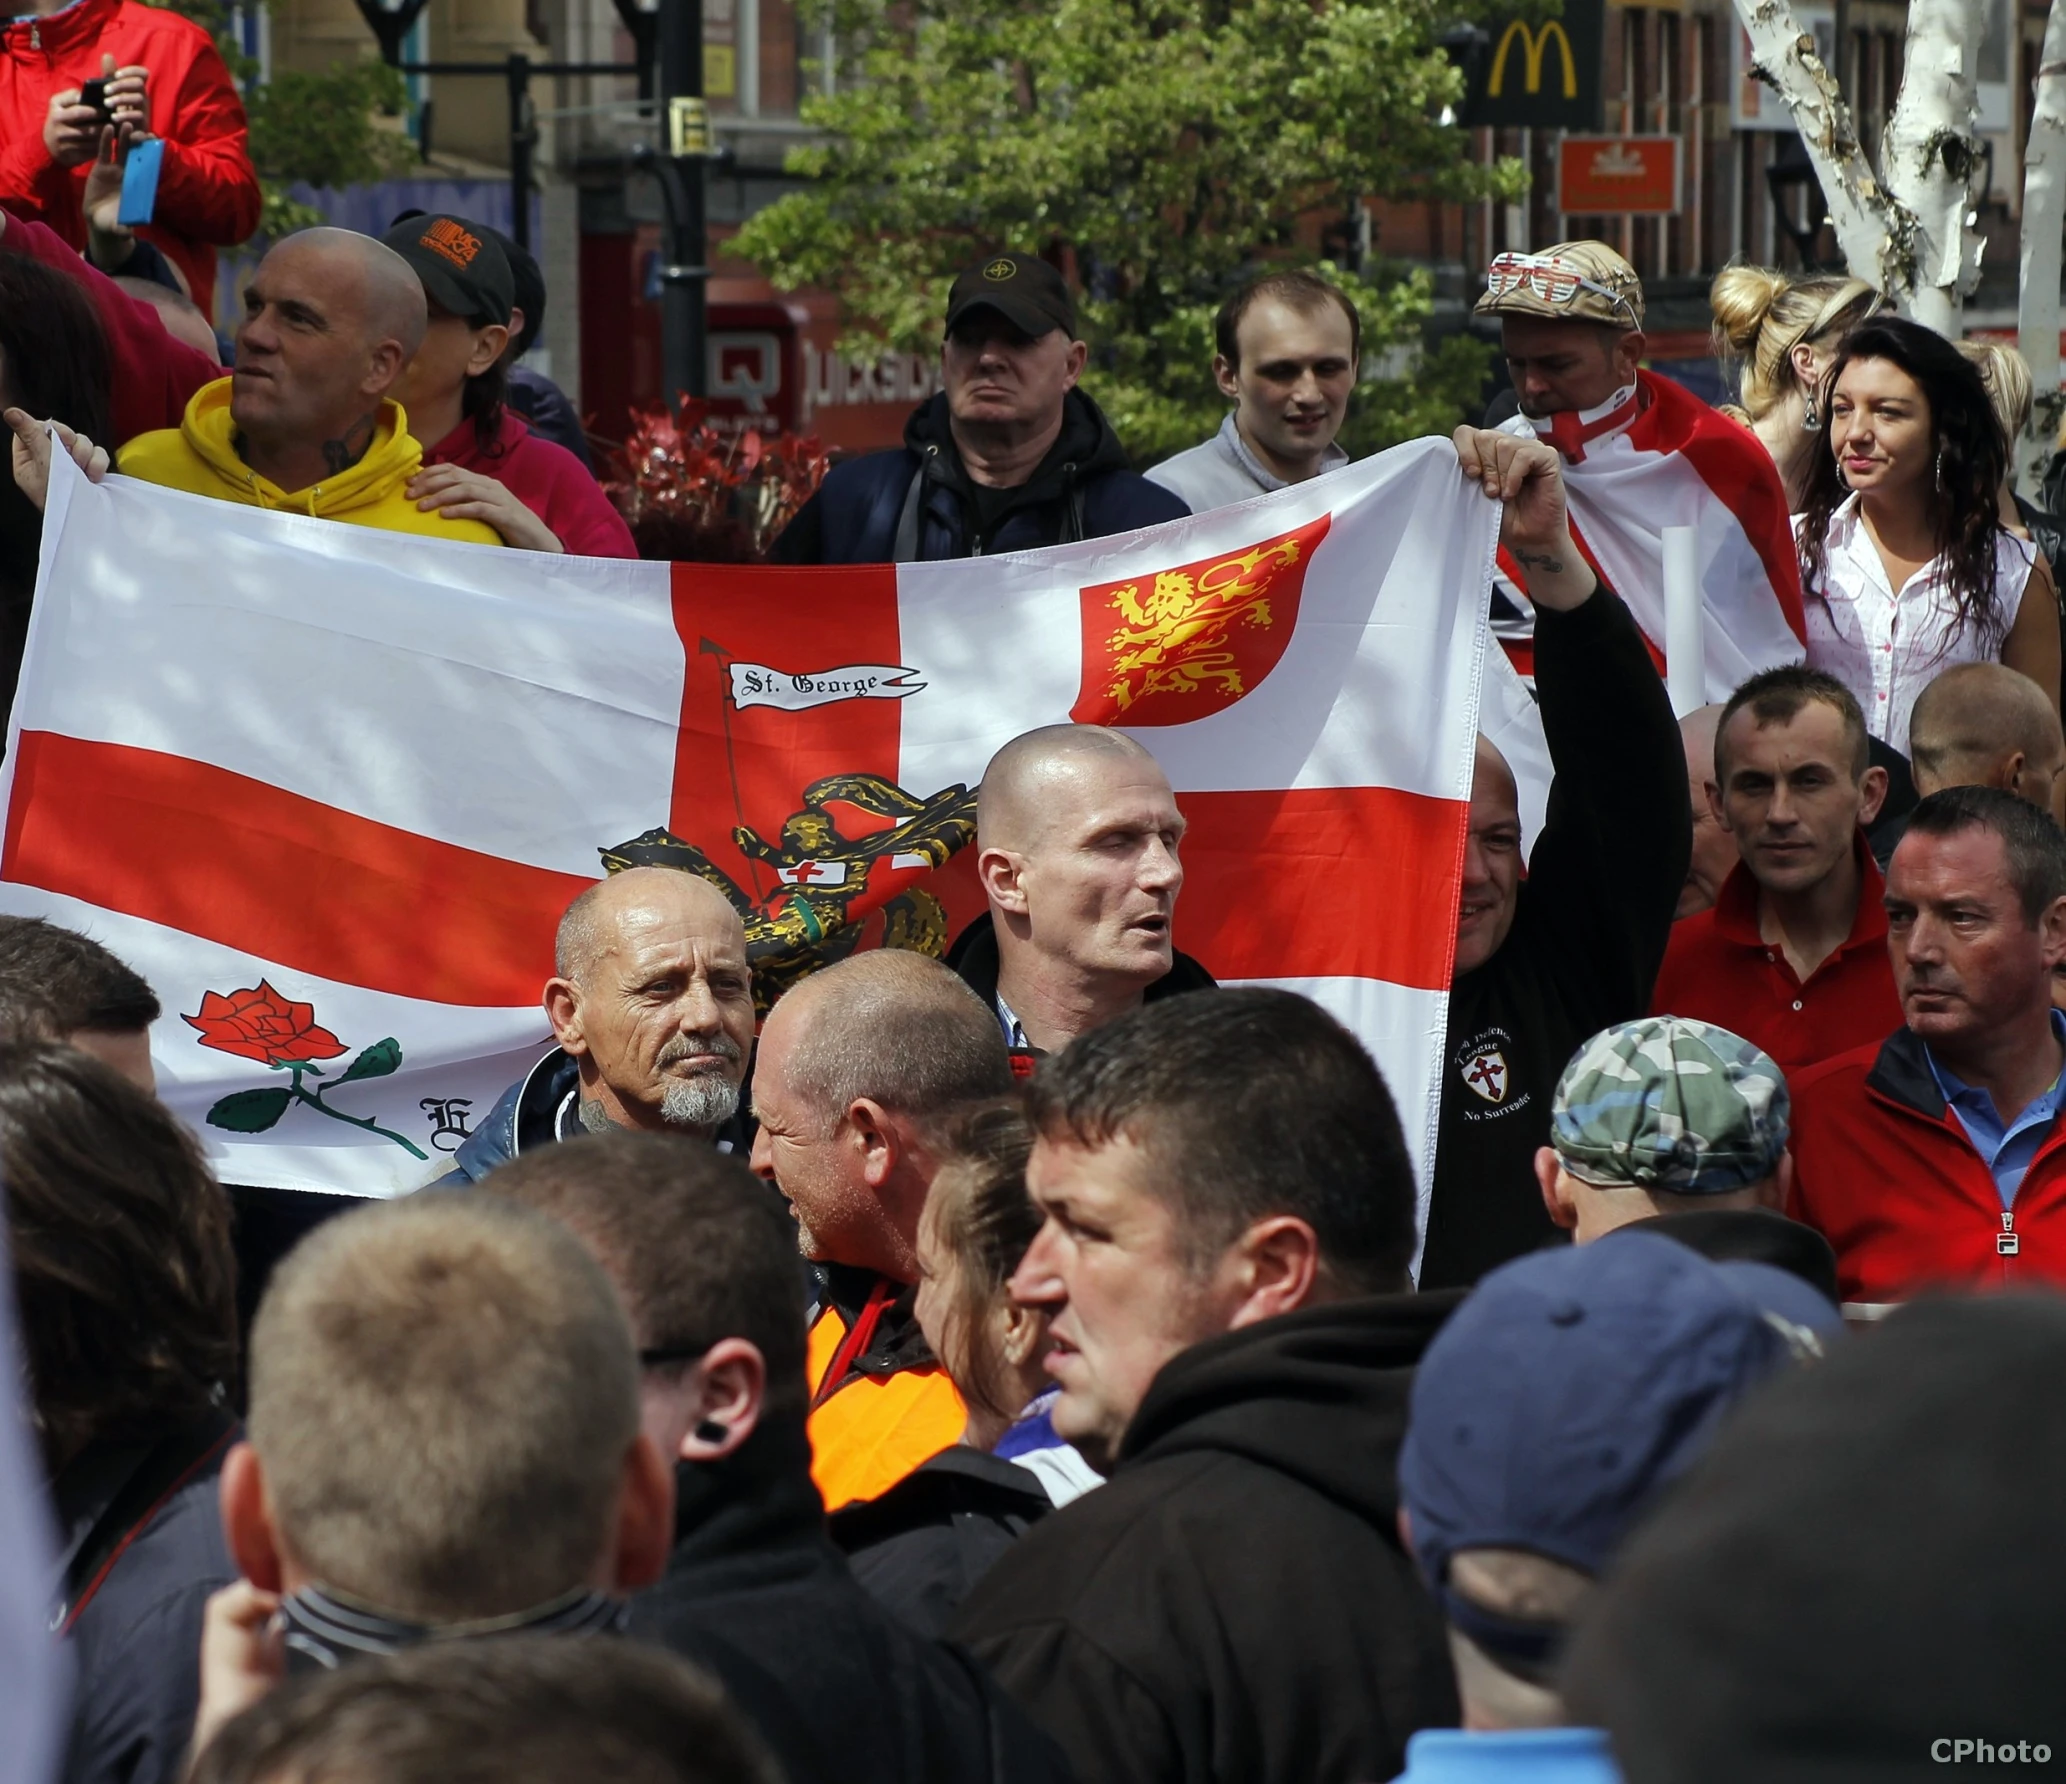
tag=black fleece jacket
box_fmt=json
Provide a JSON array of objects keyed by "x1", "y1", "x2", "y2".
[
  {"x1": 771, "y1": 389, "x2": 1189, "y2": 564},
  {"x1": 628, "y1": 1415, "x2": 1074, "y2": 1784},
  {"x1": 1417, "y1": 586, "x2": 1690, "y2": 1289},
  {"x1": 949, "y1": 1293, "x2": 1464, "y2": 1784}
]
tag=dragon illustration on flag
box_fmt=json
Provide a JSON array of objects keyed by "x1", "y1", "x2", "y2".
[{"x1": 600, "y1": 773, "x2": 977, "y2": 1009}]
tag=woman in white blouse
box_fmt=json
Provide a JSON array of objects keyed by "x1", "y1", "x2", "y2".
[{"x1": 1797, "y1": 316, "x2": 2061, "y2": 758}]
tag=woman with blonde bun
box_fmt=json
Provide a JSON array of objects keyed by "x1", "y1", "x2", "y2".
[{"x1": 1711, "y1": 265, "x2": 1882, "y2": 505}]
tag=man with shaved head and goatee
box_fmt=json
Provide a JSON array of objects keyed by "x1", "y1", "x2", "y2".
[
  {"x1": 118, "y1": 225, "x2": 504, "y2": 542},
  {"x1": 438, "y1": 867, "x2": 758, "y2": 1184},
  {"x1": 948, "y1": 723, "x2": 1214, "y2": 1062}
]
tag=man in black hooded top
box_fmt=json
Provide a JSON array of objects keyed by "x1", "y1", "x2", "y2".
[
  {"x1": 480, "y1": 1130, "x2": 1074, "y2": 1784},
  {"x1": 949, "y1": 988, "x2": 1461, "y2": 1784},
  {"x1": 771, "y1": 252, "x2": 1187, "y2": 563}
]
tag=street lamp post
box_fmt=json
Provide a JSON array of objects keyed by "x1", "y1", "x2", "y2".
[{"x1": 655, "y1": 0, "x2": 710, "y2": 403}]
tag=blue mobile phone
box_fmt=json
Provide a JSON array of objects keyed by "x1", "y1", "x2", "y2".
[{"x1": 118, "y1": 137, "x2": 162, "y2": 228}]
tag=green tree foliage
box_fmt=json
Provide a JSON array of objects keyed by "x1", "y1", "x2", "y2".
[
  {"x1": 736, "y1": 0, "x2": 1527, "y2": 461},
  {"x1": 145, "y1": 0, "x2": 416, "y2": 241},
  {"x1": 243, "y1": 59, "x2": 416, "y2": 238}
]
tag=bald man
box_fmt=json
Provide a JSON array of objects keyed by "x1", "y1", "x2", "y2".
[
  {"x1": 118, "y1": 227, "x2": 501, "y2": 542},
  {"x1": 437, "y1": 868, "x2": 757, "y2": 1185},
  {"x1": 1419, "y1": 428, "x2": 1690, "y2": 1289},
  {"x1": 750, "y1": 949, "x2": 1013, "y2": 1508},
  {"x1": 1907, "y1": 660, "x2": 2065, "y2": 805},
  {"x1": 948, "y1": 724, "x2": 1214, "y2": 1060},
  {"x1": 1677, "y1": 705, "x2": 1738, "y2": 921}
]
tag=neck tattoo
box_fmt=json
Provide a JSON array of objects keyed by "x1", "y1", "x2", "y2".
[
  {"x1": 319, "y1": 413, "x2": 379, "y2": 476},
  {"x1": 577, "y1": 1098, "x2": 614, "y2": 1135}
]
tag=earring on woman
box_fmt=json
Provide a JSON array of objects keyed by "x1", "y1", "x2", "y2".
[
  {"x1": 1803, "y1": 395, "x2": 1820, "y2": 431},
  {"x1": 1936, "y1": 446, "x2": 1946, "y2": 492}
]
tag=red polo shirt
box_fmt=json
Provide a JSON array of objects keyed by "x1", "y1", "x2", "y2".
[{"x1": 1650, "y1": 831, "x2": 1901, "y2": 1073}]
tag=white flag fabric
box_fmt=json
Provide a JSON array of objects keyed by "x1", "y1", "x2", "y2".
[
  {"x1": 1494, "y1": 370, "x2": 1807, "y2": 701},
  {"x1": 1, "y1": 441, "x2": 1498, "y2": 1242}
]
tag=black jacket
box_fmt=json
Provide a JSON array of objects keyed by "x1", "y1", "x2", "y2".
[
  {"x1": 829, "y1": 1444, "x2": 1054, "y2": 1637},
  {"x1": 57, "y1": 1412, "x2": 240, "y2": 1784},
  {"x1": 950, "y1": 1294, "x2": 1464, "y2": 1784},
  {"x1": 629, "y1": 1415, "x2": 1075, "y2": 1784},
  {"x1": 1417, "y1": 588, "x2": 1690, "y2": 1289},
  {"x1": 946, "y1": 913, "x2": 1217, "y2": 1067},
  {"x1": 435, "y1": 1048, "x2": 753, "y2": 1187},
  {"x1": 771, "y1": 389, "x2": 1190, "y2": 564}
]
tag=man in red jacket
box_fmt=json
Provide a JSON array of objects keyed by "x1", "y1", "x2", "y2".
[
  {"x1": 0, "y1": 206, "x2": 218, "y2": 444},
  {"x1": 1652, "y1": 665, "x2": 1899, "y2": 1073},
  {"x1": 1790, "y1": 785, "x2": 2066, "y2": 1304},
  {"x1": 0, "y1": 0, "x2": 258, "y2": 317}
]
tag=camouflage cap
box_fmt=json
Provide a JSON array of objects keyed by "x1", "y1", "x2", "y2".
[
  {"x1": 1474, "y1": 240, "x2": 1644, "y2": 329},
  {"x1": 1551, "y1": 1017, "x2": 1789, "y2": 1194}
]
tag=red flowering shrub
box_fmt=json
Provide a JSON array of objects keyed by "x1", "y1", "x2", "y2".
[{"x1": 603, "y1": 402, "x2": 830, "y2": 563}]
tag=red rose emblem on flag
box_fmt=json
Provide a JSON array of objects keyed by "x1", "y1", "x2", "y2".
[
  {"x1": 184, "y1": 983, "x2": 348, "y2": 1065},
  {"x1": 183, "y1": 984, "x2": 423, "y2": 1158}
]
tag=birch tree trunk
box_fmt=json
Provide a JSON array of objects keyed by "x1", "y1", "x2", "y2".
[
  {"x1": 1730, "y1": 0, "x2": 1897, "y2": 282},
  {"x1": 1880, "y1": 0, "x2": 1987, "y2": 332},
  {"x1": 2018, "y1": 0, "x2": 2066, "y2": 494}
]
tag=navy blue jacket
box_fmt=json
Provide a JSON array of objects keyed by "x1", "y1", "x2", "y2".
[
  {"x1": 436, "y1": 1049, "x2": 753, "y2": 1187},
  {"x1": 57, "y1": 1415, "x2": 239, "y2": 1784},
  {"x1": 772, "y1": 390, "x2": 1188, "y2": 564}
]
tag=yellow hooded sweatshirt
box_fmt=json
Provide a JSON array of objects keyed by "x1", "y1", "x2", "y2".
[{"x1": 117, "y1": 378, "x2": 502, "y2": 545}]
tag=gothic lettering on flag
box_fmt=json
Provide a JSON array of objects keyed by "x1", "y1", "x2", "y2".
[{"x1": 0, "y1": 443, "x2": 1499, "y2": 1242}]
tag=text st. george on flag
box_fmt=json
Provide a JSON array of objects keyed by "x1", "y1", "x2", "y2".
[{"x1": 0, "y1": 442, "x2": 1501, "y2": 1241}]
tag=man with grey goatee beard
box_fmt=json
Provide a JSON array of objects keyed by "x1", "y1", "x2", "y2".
[{"x1": 433, "y1": 867, "x2": 757, "y2": 1186}]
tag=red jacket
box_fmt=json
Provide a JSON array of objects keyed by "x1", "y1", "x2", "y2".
[
  {"x1": 1651, "y1": 832, "x2": 1902, "y2": 1074},
  {"x1": 0, "y1": 0, "x2": 259, "y2": 315},
  {"x1": 422, "y1": 410, "x2": 636, "y2": 560},
  {"x1": 1789, "y1": 1026, "x2": 2066, "y2": 1303},
  {"x1": 3, "y1": 208, "x2": 219, "y2": 444}
]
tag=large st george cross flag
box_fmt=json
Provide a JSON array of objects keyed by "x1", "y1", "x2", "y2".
[{"x1": 0, "y1": 442, "x2": 1505, "y2": 1238}]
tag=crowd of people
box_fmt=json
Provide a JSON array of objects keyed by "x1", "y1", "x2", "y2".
[{"x1": 0, "y1": 16, "x2": 2063, "y2": 1769}]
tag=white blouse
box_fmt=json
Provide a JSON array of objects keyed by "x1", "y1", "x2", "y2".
[{"x1": 1800, "y1": 495, "x2": 2037, "y2": 759}]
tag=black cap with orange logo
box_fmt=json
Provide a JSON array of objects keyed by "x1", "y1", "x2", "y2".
[{"x1": 380, "y1": 213, "x2": 516, "y2": 329}]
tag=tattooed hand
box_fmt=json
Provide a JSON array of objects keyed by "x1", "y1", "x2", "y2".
[{"x1": 1451, "y1": 426, "x2": 1597, "y2": 613}]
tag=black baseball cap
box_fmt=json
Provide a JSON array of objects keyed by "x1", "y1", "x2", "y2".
[
  {"x1": 480, "y1": 225, "x2": 546, "y2": 356},
  {"x1": 380, "y1": 213, "x2": 515, "y2": 329},
  {"x1": 944, "y1": 252, "x2": 1077, "y2": 341}
]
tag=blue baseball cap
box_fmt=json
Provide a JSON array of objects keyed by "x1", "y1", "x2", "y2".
[{"x1": 1399, "y1": 1230, "x2": 1838, "y2": 1666}]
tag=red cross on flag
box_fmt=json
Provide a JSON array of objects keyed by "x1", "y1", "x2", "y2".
[{"x1": 0, "y1": 441, "x2": 1502, "y2": 1226}]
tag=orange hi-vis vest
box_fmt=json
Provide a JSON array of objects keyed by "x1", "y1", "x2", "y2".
[{"x1": 805, "y1": 1275, "x2": 966, "y2": 1512}]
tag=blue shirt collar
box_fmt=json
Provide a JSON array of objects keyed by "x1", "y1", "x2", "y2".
[{"x1": 1925, "y1": 1009, "x2": 2066, "y2": 1123}]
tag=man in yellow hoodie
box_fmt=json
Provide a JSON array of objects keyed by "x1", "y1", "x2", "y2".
[{"x1": 118, "y1": 227, "x2": 501, "y2": 544}]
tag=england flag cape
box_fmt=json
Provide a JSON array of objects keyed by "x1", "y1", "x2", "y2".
[
  {"x1": 0, "y1": 441, "x2": 1516, "y2": 1244},
  {"x1": 1495, "y1": 369, "x2": 1807, "y2": 697}
]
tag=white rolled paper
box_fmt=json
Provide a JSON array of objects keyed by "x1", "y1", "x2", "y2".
[{"x1": 1661, "y1": 524, "x2": 1703, "y2": 718}]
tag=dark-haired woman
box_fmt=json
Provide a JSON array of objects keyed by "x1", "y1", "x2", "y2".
[
  {"x1": 2, "y1": 1043, "x2": 242, "y2": 1784},
  {"x1": 1799, "y1": 316, "x2": 2061, "y2": 757},
  {"x1": 0, "y1": 249, "x2": 118, "y2": 734},
  {"x1": 829, "y1": 1100, "x2": 1096, "y2": 1636},
  {"x1": 388, "y1": 226, "x2": 636, "y2": 559}
]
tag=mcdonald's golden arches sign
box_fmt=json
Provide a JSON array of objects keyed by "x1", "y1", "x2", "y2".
[{"x1": 1461, "y1": 0, "x2": 1604, "y2": 129}]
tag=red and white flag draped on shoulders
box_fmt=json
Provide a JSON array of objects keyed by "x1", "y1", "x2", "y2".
[
  {"x1": 1493, "y1": 368, "x2": 1807, "y2": 695},
  {"x1": 1, "y1": 443, "x2": 1499, "y2": 1233}
]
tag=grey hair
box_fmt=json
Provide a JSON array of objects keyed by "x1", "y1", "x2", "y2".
[{"x1": 778, "y1": 951, "x2": 1012, "y2": 1139}]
